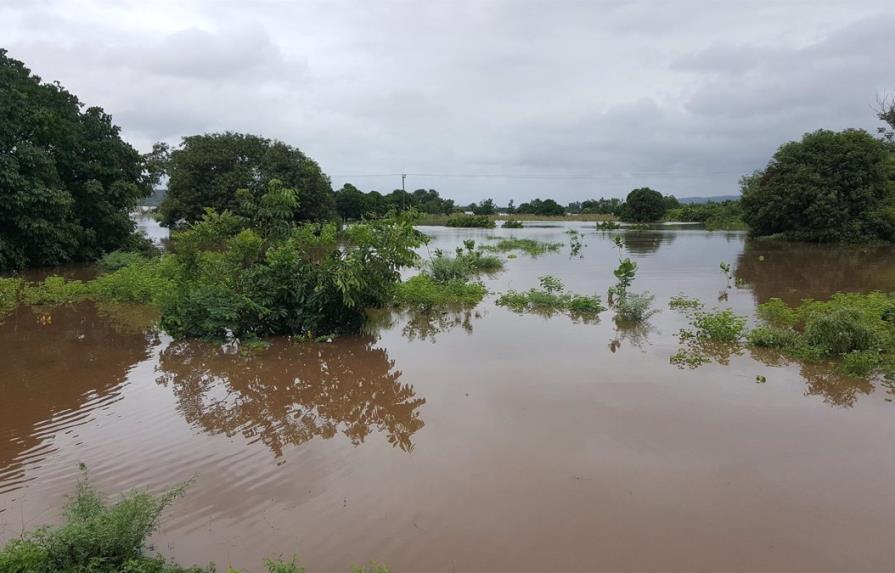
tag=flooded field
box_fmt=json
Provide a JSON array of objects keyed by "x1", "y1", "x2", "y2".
[{"x1": 2, "y1": 222, "x2": 895, "y2": 572}]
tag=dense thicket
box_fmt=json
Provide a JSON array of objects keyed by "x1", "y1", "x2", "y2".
[
  {"x1": 0, "y1": 50, "x2": 152, "y2": 271},
  {"x1": 158, "y1": 132, "x2": 337, "y2": 226},
  {"x1": 741, "y1": 129, "x2": 895, "y2": 242},
  {"x1": 665, "y1": 200, "x2": 746, "y2": 230}
]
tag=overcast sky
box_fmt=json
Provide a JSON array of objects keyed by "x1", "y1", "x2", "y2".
[{"x1": 2, "y1": 0, "x2": 893, "y2": 203}]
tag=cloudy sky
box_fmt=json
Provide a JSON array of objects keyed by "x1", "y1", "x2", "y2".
[{"x1": 2, "y1": 0, "x2": 893, "y2": 203}]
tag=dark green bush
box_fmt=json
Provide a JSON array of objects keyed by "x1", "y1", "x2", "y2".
[
  {"x1": 741, "y1": 129, "x2": 895, "y2": 243},
  {"x1": 803, "y1": 308, "x2": 880, "y2": 356}
]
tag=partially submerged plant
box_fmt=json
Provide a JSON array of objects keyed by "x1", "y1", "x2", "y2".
[
  {"x1": 502, "y1": 219, "x2": 524, "y2": 228},
  {"x1": 480, "y1": 238, "x2": 563, "y2": 257},
  {"x1": 607, "y1": 235, "x2": 655, "y2": 323},
  {"x1": 497, "y1": 275, "x2": 605, "y2": 319}
]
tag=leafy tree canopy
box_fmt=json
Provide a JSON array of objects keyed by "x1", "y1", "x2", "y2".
[
  {"x1": 516, "y1": 198, "x2": 565, "y2": 216},
  {"x1": 0, "y1": 49, "x2": 152, "y2": 271},
  {"x1": 157, "y1": 132, "x2": 337, "y2": 226},
  {"x1": 741, "y1": 129, "x2": 895, "y2": 242},
  {"x1": 618, "y1": 188, "x2": 666, "y2": 222}
]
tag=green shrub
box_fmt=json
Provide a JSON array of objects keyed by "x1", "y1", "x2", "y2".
[
  {"x1": 98, "y1": 250, "x2": 149, "y2": 272},
  {"x1": 427, "y1": 253, "x2": 471, "y2": 283},
  {"x1": 691, "y1": 309, "x2": 747, "y2": 342},
  {"x1": 21, "y1": 276, "x2": 90, "y2": 305},
  {"x1": 445, "y1": 214, "x2": 494, "y2": 228},
  {"x1": 596, "y1": 220, "x2": 620, "y2": 230},
  {"x1": 394, "y1": 274, "x2": 487, "y2": 307},
  {"x1": 803, "y1": 308, "x2": 880, "y2": 356},
  {"x1": 502, "y1": 219, "x2": 524, "y2": 228},
  {"x1": 756, "y1": 298, "x2": 798, "y2": 327},
  {"x1": 0, "y1": 277, "x2": 22, "y2": 316},
  {"x1": 747, "y1": 325, "x2": 798, "y2": 348},
  {"x1": 0, "y1": 477, "x2": 389, "y2": 573}
]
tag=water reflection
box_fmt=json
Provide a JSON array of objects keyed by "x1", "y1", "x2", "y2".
[
  {"x1": 608, "y1": 321, "x2": 655, "y2": 353},
  {"x1": 366, "y1": 307, "x2": 483, "y2": 342},
  {"x1": 750, "y1": 348, "x2": 875, "y2": 407},
  {"x1": 0, "y1": 303, "x2": 157, "y2": 491},
  {"x1": 736, "y1": 240, "x2": 895, "y2": 305},
  {"x1": 619, "y1": 230, "x2": 677, "y2": 255},
  {"x1": 155, "y1": 337, "x2": 425, "y2": 456}
]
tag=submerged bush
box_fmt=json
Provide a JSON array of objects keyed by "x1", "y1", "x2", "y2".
[
  {"x1": 497, "y1": 275, "x2": 605, "y2": 318},
  {"x1": 502, "y1": 219, "x2": 524, "y2": 228},
  {"x1": 445, "y1": 214, "x2": 494, "y2": 228},
  {"x1": 480, "y1": 238, "x2": 562, "y2": 256},
  {"x1": 691, "y1": 309, "x2": 748, "y2": 342},
  {"x1": 747, "y1": 325, "x2": 799, "y2": 348},
  {"x1": 394, "y1": 274, "x2": 487, "y2": 307},
  {"x1": 803, "y1": 308, "x2": 880, "y2": 356},
  {"x1": 614, "y1": 292, "x2": 657, "y2": 323}
]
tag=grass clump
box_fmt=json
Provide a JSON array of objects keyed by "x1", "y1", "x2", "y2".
[
  {"x1": 480, "y1": 238, "x2": 562, "y2": 257},
  {"x1": 497, "y1": 275, "x2": 605, "y2": 318},
  {"x1": 394, "y1": 274, "x2": 487, "y2": 307},
  {"x1": 502, "y1": 219, "x2": 524, "y2": 228},
  {"x1": 445, "y1": 214, "x2": 495, "y2": 228}
]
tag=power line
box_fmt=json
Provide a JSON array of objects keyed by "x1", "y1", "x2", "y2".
[{"x1": 329, "y1": 169, "x2": 752, "y2": 180}]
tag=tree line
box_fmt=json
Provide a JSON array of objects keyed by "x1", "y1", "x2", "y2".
[{"x1": 4, "y1": 47, "x2": 895, "y2": 273}]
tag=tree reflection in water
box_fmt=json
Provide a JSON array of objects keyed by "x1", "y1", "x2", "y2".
[
  {"x1": 155, "y1": 336, "x2": 425, "y2": 456},
  {"x1": 749, "y1": 348, "x2": 874, "y2": 408}
]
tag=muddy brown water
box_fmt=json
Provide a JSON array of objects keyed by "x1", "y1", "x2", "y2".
[{"x1": 2, "y1": 223, "x2": 895, "y2": 572}]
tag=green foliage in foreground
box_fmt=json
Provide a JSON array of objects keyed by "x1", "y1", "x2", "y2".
[
  {"x1": 480, "y1": 238, "x2": 562, "y2": 257},
  {"x1": 0, "y1": 476, "x2": 389, "y2": 573},
  {"x1": 394, "y1": 275, "x2": 488, "y2": 308},
  {"x1": 444, "y1": 214, "x2": 495, "y2": 228},
  {"x1": 664, "y1": 200, "x2": 747, "y2": 231},
  {"x1": 497, "y1": 275, "x2": 605, "y2": 318}
]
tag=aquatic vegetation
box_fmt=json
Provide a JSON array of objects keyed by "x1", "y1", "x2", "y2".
[
  {"x1": 596, "y1": 220, "x2": 621, "y2": 230},
  {"x1": 480, "y1": 238, "x2": 563, "y2": 256},
  {"x1": 502, "y1": 219, "x2": 524, "y2": 228},
  {"x1": 394, "y1": 274, "x2": 487, "y2": 307},
  {"x1": 568, "y1": 231, "x2": 585, "y2": 258},
  {"x1": 746, "y1": 325, "x2": 799, "y2": 348},
  {"x1": 0, "y1": 277, "x2": 24, "y2": 317},
  {"x1": 720, "y1": 262, "x2": 732, "y2": 289},
  {"x1": 607, "y1": 235, "x2": 655, "y2": 323},
  {"x1": 668, "y1": 295, "x2": 703, "y2": 311},
  {"x1": 497, "y1": 275, "x2": 605, "y2": 318},
  {"x1": 687, "y1": 309, "x2": 748, "y2": 343},
  {"x1": 444, "y1": 213, "x2": 495, "y2": 228},
  {"x1": 0, "y1": 475, "x2": 390, "y2": 573}
]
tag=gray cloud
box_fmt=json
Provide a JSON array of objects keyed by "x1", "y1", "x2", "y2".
[{"x1": 1, "y1": 0, "x2": 893, "y2": 203}]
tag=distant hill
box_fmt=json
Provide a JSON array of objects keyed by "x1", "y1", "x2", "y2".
[{"x1": 678, "y1": 195, "x2": 739, "y2": 204}]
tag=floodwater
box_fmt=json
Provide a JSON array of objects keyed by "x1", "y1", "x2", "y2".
[{"x1": 2, "y1": 222, "x2": 895, "y2": 572}]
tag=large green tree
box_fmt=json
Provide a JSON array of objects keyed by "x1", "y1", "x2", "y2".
[
  {"x1": 0, "y1": 50, "x2": 151, "y2": 270},
  {"x1": 741, "y1": 129, "x2": 895, "y2": 242},
  {"x1": 619, "y1": 188, "x2": 666, "y2": 222},
  {"x1": 157, "y1": 132, "x2": 337, "y2": 226}
]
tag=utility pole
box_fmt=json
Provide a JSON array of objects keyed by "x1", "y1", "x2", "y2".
[{"x1": 401, "y1": 173, "x2": 406, "y2": 210}]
